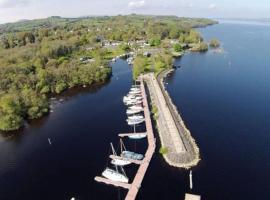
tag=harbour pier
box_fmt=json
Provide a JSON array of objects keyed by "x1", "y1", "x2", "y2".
[{"x1": 144, "y1": 72, "x2": 200, "y2": 168}]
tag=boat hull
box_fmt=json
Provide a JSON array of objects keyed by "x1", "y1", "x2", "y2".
[
  {"x1": 111, "y1": 159, "x2": 132, "y2": 166},
  {"x1": 102, "y1": 168, "x2": 129, "y2": 183},
  {"x1": 128, "y1": 134, "x2": 147, "y2": 139}
]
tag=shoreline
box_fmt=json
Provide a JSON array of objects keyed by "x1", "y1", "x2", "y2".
[{"x1": 0, "y1": 78, "x2": 111, "y2": 133}]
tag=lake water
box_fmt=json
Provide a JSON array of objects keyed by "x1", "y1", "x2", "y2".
[{"x1": 0, "y1": 21, "x2": 270, "y2": 200}]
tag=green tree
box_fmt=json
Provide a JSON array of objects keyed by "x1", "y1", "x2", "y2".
[
  {"x1": 209, "y1": 38, "x2": 220, "y2": 48},
  {"x1": 0, "y1": 94, "x2": 23, "y2": 131},
  {"x1": 149, "y1": 38, "x2": 161, "y2": 46},
  {"x1": 173, "y1": 43, "x2": 183, "y2": 52},
  {"x1": 1, "y1": 37, "x2": 10, "y2": 49}
]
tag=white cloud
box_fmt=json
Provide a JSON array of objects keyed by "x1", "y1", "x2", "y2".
[
  {"x1": 209, "y1": 3, "x2": 217, "y2": 9},
  {"x1": 188, "y1": 3, "x2": 193, "y2": 8},
  {"x1": 128, "y1": 0, "x2": 145, "y2": 9}
]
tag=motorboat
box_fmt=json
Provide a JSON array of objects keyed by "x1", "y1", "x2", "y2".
[
  {"x1": 126, "y1": 108, "x2": 143, "y2": 115},
  {"x1": 129, "y1": 90, "x2": 141, "y2": 95},
  {"x1": 128, "y1": 115, "x2": 144, "y2": 121},
  {"x1": 130, "y1": 88, "x2": 141, "y2": 92},
  {"x1": 126, "y1": 100, "x2": 142, "y2": 106},
  {"x1": 128, "y1": 133, "x2": 147, "y2": 139},
  {"x1": 121, "y1": 151, "x2": 144, "y2": 160},
  {"x1": 102, "y1": 168, "x2": 129, "y2": 183},
  {"x1": 126, "y1": 118, "x2": 145, "y2": 125},
  {"x1": 128, "y1": 126, "x2": 147, "y2": 140},
  {"x1": 129, "y1": 105, "x2": 143, "y2": 110},
  {"x1": 123, "y1": 95, "x2": 142, "y2": 103}
]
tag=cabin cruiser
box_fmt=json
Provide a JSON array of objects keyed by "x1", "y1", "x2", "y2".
[
  {"x1": 130, "y1": 88, "x2": 141, "y2": 92},
  {"x1": 121, "y1": 151, "x2": 144, "y2": 160},
  {"x1": 129, "y1": 90, "x2": 141, "y2": 95},
  {"x1": 128, "y1": 115, "x2": 144, "y2": 121},
  {"x1": 128, "y1": 133, "x2": 147, "y2": 139},
  {"x1": 102, "y1": 168, "x2": 129, "y2": 183},
  {"x1": 126, "y1": 118, "x2": 145, "y2": 125},
  {"x1": 126, "y1": 108, "x2": 143, "y2": 115},
  {"x1": 129, "y1": 105, "x2": 143, "y2": 110},
  {"x1": 126, "y1": 100, "x2": 142, "y2": 106},
  {"x1": 123, "y1": 95, "x2": 142, "y2": 103}
]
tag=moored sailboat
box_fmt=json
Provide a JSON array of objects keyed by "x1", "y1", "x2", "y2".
[
  {"x1": 110, "y1": 143, "x2": 131, "y2": 166},
  {"x1": 102, "y1": 168, "x2": 129, "y2": 183}
]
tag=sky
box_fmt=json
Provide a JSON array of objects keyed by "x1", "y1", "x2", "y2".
[{"x1": 0, "y1": 0, "x2": 269, "y2": 24}]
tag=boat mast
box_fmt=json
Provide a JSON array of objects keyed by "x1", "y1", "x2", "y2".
[
  {"x1": 110, "y1": 143, "x2": 117, "y2": 156},
  {"x1": 189, "y1": 170, "x2": 193, "y2": 190},
  {"x1": 120, "y1": 139, "x2": 127, "y2": 153},
  {"x1": 133, "y1": 125, "x2": 136, "y2": 133}
]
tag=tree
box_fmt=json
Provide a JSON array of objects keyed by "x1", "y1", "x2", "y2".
[
  {"x1": 198, "y1": 42, "x2": 208, "y2": 52},
  {"x1": 0, "y1": 93, "x2": 23, "y2": 131},
  {"x1": 169, "y1": 27, "x2": 180, "y2": 39},
  {"x1": 149, "y1": 38, "x2": 161, "y2": 46},
  {"x1": 209, "y1": 38, "x2": 220, "y2": 48},
  {"x1": 1, "y1": 37, "x2": 10, "y2": 49},
  {"x1": 173, "y1": 43, "x2": 183, "y2": 52}
]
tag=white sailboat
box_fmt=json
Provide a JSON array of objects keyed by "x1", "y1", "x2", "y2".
[
  {"x1": 102, "y1": 168, "x2": 129, "y2": 183},
  {"x1": 110, "y1": 143, "x2": 131, "y2": 166},
  {"x1": 128, "y1": 125, "x2": 147, "y2": 140}
]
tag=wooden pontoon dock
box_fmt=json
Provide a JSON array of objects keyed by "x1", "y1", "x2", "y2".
[{"x1": 95, "y1": 76, "x2": 156, "y2": 200}]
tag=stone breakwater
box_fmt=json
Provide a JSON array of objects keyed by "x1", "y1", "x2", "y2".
[{"x1": 143, "y1": 71, "x2": 200, "y2": 169}]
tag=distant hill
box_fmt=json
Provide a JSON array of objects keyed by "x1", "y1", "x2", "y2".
[{"x1": 0, "y1": 15, "x2": 217, "y2": 34}]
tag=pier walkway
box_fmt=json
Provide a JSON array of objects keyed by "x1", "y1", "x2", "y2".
[
  {"x1": 95, "y1": 76, "x2": 156, "y2": 200},
  {"x1": 144, "y1": 72, "x2": 199, "y2": 168}
]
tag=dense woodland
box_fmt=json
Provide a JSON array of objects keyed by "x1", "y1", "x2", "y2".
[{"x1": 0, "y1": 15, "x2": 216, "y2": 131}]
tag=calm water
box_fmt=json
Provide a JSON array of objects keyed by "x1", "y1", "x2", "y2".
[
  {"x1": 0, "y1": 22, "x2": 270, "y2": 200},
  {"x1": 165, "y1": 22, "x2": 270, "y2": 199}
]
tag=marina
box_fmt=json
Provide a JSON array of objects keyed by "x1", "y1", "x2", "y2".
[{"x1": 95, "y1": 76, "x2": 156, "y2": 200}]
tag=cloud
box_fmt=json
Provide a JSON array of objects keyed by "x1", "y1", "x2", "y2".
[
  {"x1": 209, "y1": 3, "x2": 217, "y2": 9},
  {"x1": 128, "y1": 0, "x2": 145, "y2": 9},
  {"x1": 0, "y1": 0, "x2": 30, "y2": 8},
  {"x1": 188, "y1": 3, "x2": 193, "y2": 8}
]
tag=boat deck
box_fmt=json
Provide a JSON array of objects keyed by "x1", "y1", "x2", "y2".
[
  {"x1": 118, "y1": 132, "x2": 147, "y2": 137},
  {"x1": 109, "y1": 155, "x2": 143, "y2": 165},
  {"x1": 184, "y1": 193, "x2": 201, "y2": 200}
]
